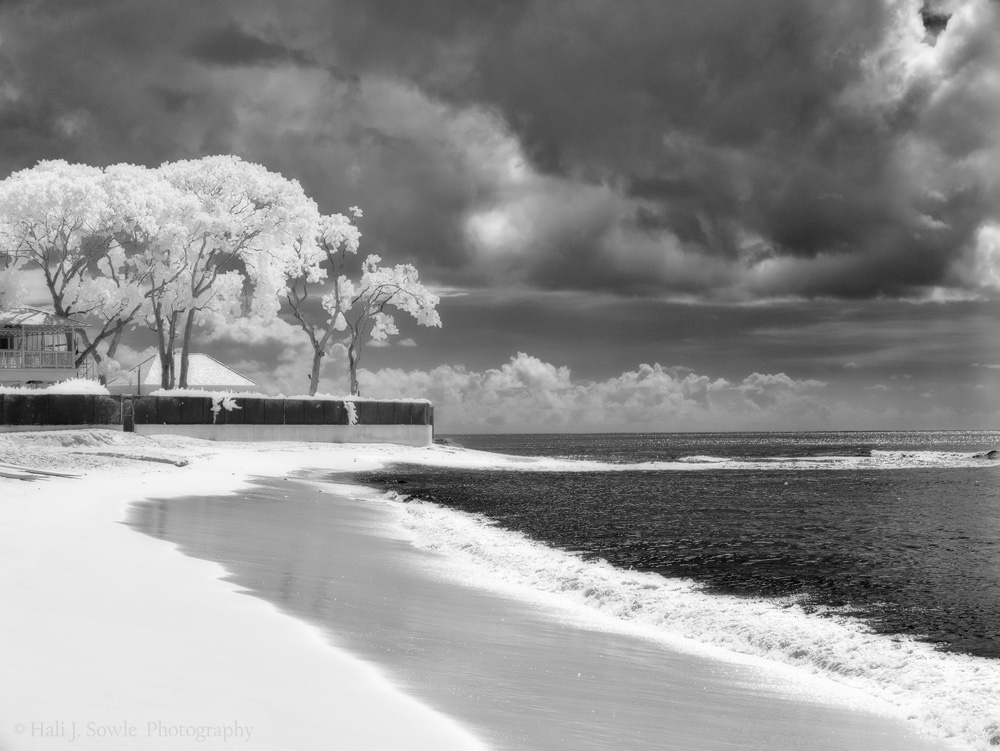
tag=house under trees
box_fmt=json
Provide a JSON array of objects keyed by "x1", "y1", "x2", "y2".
[{"x1": 0, "y1": 307, "x2": 94, "y2": 386}]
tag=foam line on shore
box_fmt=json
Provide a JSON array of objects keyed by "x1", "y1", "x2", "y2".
[
  {"x1": 378, "y1": 491, "x2": 1000, "y2": 750},
  {"x1": 414, "y1": 445, "x2": 1000, "y2": 471}
]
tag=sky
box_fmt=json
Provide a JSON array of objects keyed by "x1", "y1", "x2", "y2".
[{"x1": 1, "y1": 0, "x2": 999, "y2": 432}]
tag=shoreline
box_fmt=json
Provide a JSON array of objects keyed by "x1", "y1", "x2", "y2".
[
  {"x1": 131, "y1": 471, "x2": 969, "y2": 751},
  {"x1": 0, "y1": 433, "x2": 486, "y2": 751},
  {"x1": 0, "y1": 430, "x2": 982, "y2": 750}
]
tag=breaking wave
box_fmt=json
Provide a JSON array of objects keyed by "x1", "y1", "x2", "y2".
[
  {"x1": 384, "y1": 493, "x2": 1000, "y2": 750},
  {"x1": 565, "y1": 450, "x2": 996, "y2": 471}
]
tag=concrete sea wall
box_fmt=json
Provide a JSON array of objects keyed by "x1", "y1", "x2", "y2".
[{"x1": 0, "y1": 394, "x2": 434, "y2": 447}]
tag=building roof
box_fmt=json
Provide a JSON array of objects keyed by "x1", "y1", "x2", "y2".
[
  {"x1": 0, "y1": 306, "x2": 91, "y2": 329},
  {"x1": 108, "y1": 352, "x2": 257, "y2": 389}
]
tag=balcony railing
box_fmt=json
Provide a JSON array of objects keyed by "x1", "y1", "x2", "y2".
[{"x1": 0, "y1": 351, "x2": 75, "y2": 369}]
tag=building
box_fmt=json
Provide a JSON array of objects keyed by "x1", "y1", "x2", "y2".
[
  {"x1": 107, "y1": 352, "x2": 258, "y2": 395},
  {"x1": 0, "y1": 307, "x2": 92, "y2": 386}
]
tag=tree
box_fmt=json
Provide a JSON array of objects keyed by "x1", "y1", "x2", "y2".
[
  {"x1": 285, "y1": 209, "x2": 363, "y2": 395},
  {"x1": 2, "y1": 157, "x2": 441, "y2": 395},
  {"x1": 61, "y1": 241, "x2": 147, "y2": 379},
  {"x1": 286, "y1": 210, "x2": 441, "y2": 396},
  {"x1": 98, "y1": 164, "x2": 198, "y2": 384},
  {"x1": 143, "y1": 156, "x2": 320, "y2": 389},
  {"x1": 0, "y1": 160, "x2": 146, "y2": 376},
  {"x1": 103, "y1": 162, "x2": 207, "y2": 389},
  {"x1": 339, "y1": 256, "x2": 441, "y2": 395}
]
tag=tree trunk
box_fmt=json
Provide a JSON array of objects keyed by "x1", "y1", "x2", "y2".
[
  {"x1": 179, "y1": 309, "x2": 197, "y2": 389},
  {"x1": 152, "y1": 306, "x2": 171, "y2": 390},
  {"x1": 106, "y1": 322, "x2": 125, "y2": 361},
  {"x1": 157, "y1": 345, "x2": 172, "y2": 390},
  {"x1": 76, "y1": 347, "x2": 103, "y2": 381},
  {"x1": 74, "y1": 331, "x2": 95, "y2": 370},
  {"x1": 99, "y1": 322, "x2": 126, "y2": 386},
  {"x1": 347, "y1": 338, "x2": 361, "y2": 396},
  {"x1": 168, "y1": 313, "x2": 179, "y2": 388},
  {"x1": 75, "y1": 330, "x2": 101, "y2": 372},
  {"x1": 157, "y1": 311, "x2": 178, "y2": 389},
  {"x1": 309, "y1": 348, "x2": 323, "y2": 396}
]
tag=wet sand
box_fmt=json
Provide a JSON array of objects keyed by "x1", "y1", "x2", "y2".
[
  {"x1": 0, "y1": 441, "x2": 485, "y2": 751},
  {"x1": 128, "y1": 474, "x2": 963, "y2": 751}
]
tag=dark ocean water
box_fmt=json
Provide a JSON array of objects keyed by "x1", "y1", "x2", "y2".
[{"x1": 354, "y1": 431, "x2": 1000, "y2": 660}]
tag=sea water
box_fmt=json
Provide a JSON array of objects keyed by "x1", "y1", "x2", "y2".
[
  {"x1": 365, "y1": 431, "x2": 1000, "y2": 658},
  {"x1": 127, "y1": 431, "x2": 1000, "y2": 749},
  {"x1": 351, "y1": 431, "x2": 1000, "y2": 748}
]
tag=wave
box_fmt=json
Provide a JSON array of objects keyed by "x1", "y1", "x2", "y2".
[
  {"x1": 381, "y1": 492, "x2": 1000, "y2": 751},
  {"x1": 425, "y1": 445, "x2": 1000, "y2": 472}
]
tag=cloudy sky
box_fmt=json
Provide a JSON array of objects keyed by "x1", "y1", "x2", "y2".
[{"x1": 2, "y1": 0, "x2": 1000, "y2": 432}]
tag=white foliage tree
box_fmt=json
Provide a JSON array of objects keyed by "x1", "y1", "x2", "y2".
[
  {"x1": 95, "y1": 163, "x2": 195, "y2": 381},
  {"x1": 285, "y1": 209, "x2": 363, "y2": 395},
  {"x1": 333, "y1": 254, "x2": 441, "y2": 396},
  {"x1": 286, "y1": 208, "x2": 441, "y2": 395},
  {"x1": 0, "y1": 160, "x2": 146, "y2": 374},
  {"x1": 144, "y1": 155, "x2": 321, "y2": 389},
  {"x1": 0, "y1": 157, "x2": 439, "y2": 395}
]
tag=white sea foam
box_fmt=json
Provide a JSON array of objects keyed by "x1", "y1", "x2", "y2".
[
  {"x1": 383, "y1": 493, "x2": 1000, "y2": 751},
  {"x1": 420, "y1": 448, "x2": 1000, "y2": 472}
]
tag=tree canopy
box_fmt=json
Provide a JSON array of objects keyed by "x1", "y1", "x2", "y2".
[
  {"x1": 285, "y1": 208, "x2": 441, "y2": 395},
  {"x1": 0, "y1": 156, "x2": 439, "y2": 394}
]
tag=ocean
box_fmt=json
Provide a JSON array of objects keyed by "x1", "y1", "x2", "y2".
[
  {"x1": 351, "y1": 431, "x2": 1000, "y2": 748},
  {"x1": 128, "y1": 430, "x2": 1000, "y2": 749},
  {"x1": 362, "y1": 431, "x2": 1000, "y2": 659}
]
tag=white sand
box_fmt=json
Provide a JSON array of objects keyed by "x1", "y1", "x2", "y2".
[
  {"x1": 0, "y1": 432, "x2": 486, "y2": 751},
  {"x1": 0, "y1": 431, "x2": 978, "y2": 750}
]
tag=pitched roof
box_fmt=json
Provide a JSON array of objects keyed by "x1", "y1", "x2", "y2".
[
  {"x1": 0, "y1": 306, "x2": 91, "y2": 329},
  {"x1": 109, "y1": 352, "x2": 257, "y2": 389}
]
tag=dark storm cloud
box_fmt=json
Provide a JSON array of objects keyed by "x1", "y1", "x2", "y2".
[
  {"x1": 147, "y1": 86, "x2": 198, "y2": 114},
  {"x1": 920, "y1": 9, "x2": 951, "y2": 36},
  {"x1": 460, "y1": 0, "x2": 999, "y2": 298},
  {"x1": 187, "y1": 24, "x2": 316, "y2": 69},
  {"x1": 0, "y1": 0, "x2": 998, "y2": 300},
  {"x1": 0, "y1": 0, "x2": 241, "y2": 172},
  {"x1": 276, "y1": 0, "x2": 1000, "y2": 299}
]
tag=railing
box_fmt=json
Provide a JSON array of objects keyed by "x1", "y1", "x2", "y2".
[{"x1": 0, "y1": 351, "x2": 75, "y2": 369}]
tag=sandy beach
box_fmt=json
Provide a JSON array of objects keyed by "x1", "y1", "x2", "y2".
[{"x1": 0, "y1": 430, "x2": 971, "y2": 750}]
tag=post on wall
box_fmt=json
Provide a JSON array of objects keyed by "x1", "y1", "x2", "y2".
[{"x1": 121, "y1": 395, "x2": 134, "y2": 432}]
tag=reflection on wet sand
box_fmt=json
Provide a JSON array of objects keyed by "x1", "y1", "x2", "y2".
[{"x1": 127, "y1": 476, "x2": 959, "y2": 751}]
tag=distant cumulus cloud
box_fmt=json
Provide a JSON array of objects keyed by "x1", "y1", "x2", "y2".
[
  {"x1": 360, "y1": 352, "x2": 999, "y2": 432},
  {"x1": 358, "y1": 352, "x2": 836, "y2": 431}
]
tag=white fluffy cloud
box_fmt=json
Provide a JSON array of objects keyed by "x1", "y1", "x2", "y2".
[
  {"x1": 358, "y1": 352, "x2": 838, "y2": 432},
  {"x1": 361, "y1": 352, "x2": 1000, "y2": 432}
]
